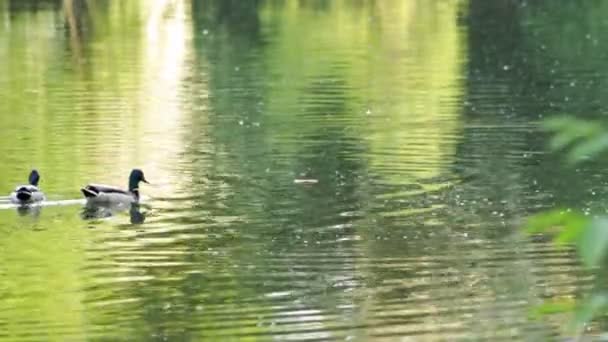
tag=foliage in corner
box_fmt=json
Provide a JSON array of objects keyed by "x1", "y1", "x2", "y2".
[{"x1": 527, "y1": 117, "x2": 608, "y2": 339}]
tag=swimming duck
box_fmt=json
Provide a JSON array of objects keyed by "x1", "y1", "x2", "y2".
[
  {"x1": 81, "y1": 169, "x2": 148, "y2": 205},
  {"x1": 10, "y1": 170, "x2": 45, "y2": 205}
]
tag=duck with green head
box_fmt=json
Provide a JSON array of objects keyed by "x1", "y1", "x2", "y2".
[
  {"x1": 81, "y1": 169, "x2": 149, "y2": 205},
  {"x1": 10, "y1": 170, "x2": 45, "y2": 205}
]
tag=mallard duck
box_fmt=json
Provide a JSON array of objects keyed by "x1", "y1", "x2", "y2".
[
  {"x1": 81, "y1": 169, "x2": 149, "y2": 205},
  {"x1": 10, "y1": 170, "x2": 45, "y2": 205}
]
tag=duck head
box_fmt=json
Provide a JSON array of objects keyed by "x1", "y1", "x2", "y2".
[
  {"x1": 128, "y1": 169, "x2": 148, "y2": 193},
  {"x1": 29, "y1": 170, "x2": 40, "y2": 186}
]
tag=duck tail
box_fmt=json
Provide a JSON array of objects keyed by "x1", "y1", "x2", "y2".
[{"x1": 81, "y1": 187, "x2": 98, "y2": 198}]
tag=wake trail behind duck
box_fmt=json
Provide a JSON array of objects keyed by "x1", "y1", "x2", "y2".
[{"x1": 0, "y1": 199, "x2": 86, "y2": 210}]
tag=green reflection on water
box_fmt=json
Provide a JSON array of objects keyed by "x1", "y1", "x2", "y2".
[{"x1": 0, "y1": 206, "x2": 89, "y2": 341}]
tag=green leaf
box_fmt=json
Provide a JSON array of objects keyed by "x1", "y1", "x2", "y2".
[
  {"x1": 542, "y1": 116, "x2": 579, "y2": 131},
  {"x1": 577, "y1": 218, "x2": 608, "y2": 269},
  {"x1": 543, "y1": 117, "x2": 606, "y2": 162},
  {"x1": 550, "y1": 130, "x2": 588, "y2": 151},
  {"x1": 571, "y1": 292, "x2": 608, "y2": 336},
  {"x1": 529, "y1": 298, "x2": 576, "y2": 320},
  {"x1": 525, "y1": 210, "x2": 587, "y2": 243},
  {"x1": 555, "y1": 218, "x2": 588, "y2": 245},
  {"x1": 567, "y1": 133, "x2": 608, "y2": 164},
  {"x1": 543, "y1": 117, "x2": 599, "y2": 134}
]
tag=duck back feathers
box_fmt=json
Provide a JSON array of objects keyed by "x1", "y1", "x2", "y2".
[
  {"x1": 81, "y1": 184, "x2": 131, "y2": 197},
  {"x1": 81, "y1": 169, "x2": 148, "y2": 205}
]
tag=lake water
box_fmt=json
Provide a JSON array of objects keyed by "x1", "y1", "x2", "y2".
[{"x1": 0, "y1": 0, "x2": 603, "y2": 340}]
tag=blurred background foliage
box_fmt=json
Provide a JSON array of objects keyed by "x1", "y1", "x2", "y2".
[{"x1": 528, "y1": 117, "x2": 608, "y2": 339}]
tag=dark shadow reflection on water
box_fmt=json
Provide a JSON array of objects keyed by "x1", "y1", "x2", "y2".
[
  {"x1": 81, "y1": 202, "x2": 146, "y2": 224},
  {"x1": 16, "y1": 205, "x2": 42, "y2": 218}
]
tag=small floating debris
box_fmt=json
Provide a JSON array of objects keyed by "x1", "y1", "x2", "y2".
[{"x1": 293, "y1": 178, "x2": 318, "y2": 184}]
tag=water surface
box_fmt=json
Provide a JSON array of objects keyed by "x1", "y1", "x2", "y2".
[{"x1": 0, "y1": 0, "x2": 603, "y2": 340}]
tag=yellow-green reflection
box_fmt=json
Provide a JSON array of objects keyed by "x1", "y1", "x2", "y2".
[
  {"x1": 259, "y1": 0, "x2": 466, "y2": 182},
  {"x1": 364, "y1": 1, "x2": 466, "y2": 182}
]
